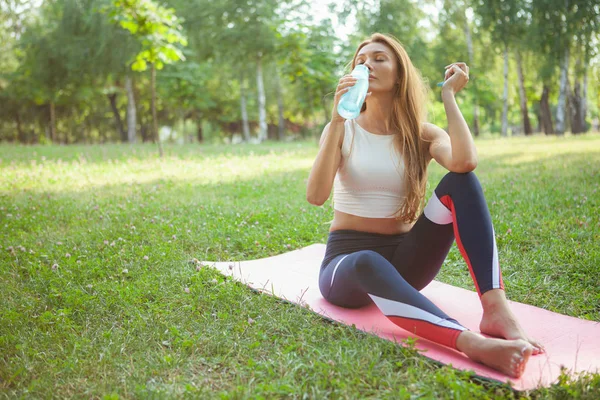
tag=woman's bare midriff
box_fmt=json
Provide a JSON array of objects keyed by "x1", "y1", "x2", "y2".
[{"x1": 329, "y1": 210, "x2": 415, "y2": 235}]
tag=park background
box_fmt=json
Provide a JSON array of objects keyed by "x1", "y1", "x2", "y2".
[
  {"x1": 1, "y1": 0, "x2": 599, "y2": 144},
  {"x1": 1, "y1": 0, "x2": 599, "y2": 398}
]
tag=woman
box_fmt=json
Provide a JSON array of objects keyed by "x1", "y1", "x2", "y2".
[{"x1": 306, "y1": 33, "x2": 543, "y2": 379}]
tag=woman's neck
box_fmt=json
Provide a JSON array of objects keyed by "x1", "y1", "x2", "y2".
[{"x1": 359, "y1": 92, "x2": 396, "y2": 135}]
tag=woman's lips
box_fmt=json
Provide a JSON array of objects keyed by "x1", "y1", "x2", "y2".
[{"x1": 369, "y1": 76, "x2": 376, "y2": 80}]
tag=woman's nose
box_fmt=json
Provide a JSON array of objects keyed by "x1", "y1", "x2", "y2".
[{"x1": 363, "y1": 62, "x2": 374, "y2": 72}]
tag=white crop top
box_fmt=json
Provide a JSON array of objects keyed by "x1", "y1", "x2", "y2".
[{"x1": 333, "y1": 119, "x2": 406, "y2": 218}]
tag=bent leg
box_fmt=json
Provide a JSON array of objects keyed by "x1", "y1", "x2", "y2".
[
  {"x1": 319, "y1": 248, "x2": 535, "y2": 377},
  {"x1": 390, "y1": 209, "x2": 455, "y2": 291},
  {"x1": 397, "y1": 171, "x2": 543, "y2": 354},
  {"x1": 393, "y1": 172, "x2": 504, "y2": 295},
  {"x1": 432, "y1": 171, "x2": 504, "y2": 295},
  {"x1": 319, "y1": 250, "x2": 466, "y2": 349}
]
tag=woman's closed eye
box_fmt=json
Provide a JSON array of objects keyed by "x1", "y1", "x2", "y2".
[{"x1": 358, "y1": 59, "x2": 385, "y2": 64}]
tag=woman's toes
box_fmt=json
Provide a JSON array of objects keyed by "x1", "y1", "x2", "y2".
[
  {"x1": 534, "y1": 342, "x2": 546, "y2": 354},
  {"x1": 511, "y1": 354, "x2": 526, "y2": 378},
  {"x1": 513, "y1": 344, "x2": 533, "y2": 377},
  {"x1": 528, "y1": 339, "x2": 545, "y2": 355}
]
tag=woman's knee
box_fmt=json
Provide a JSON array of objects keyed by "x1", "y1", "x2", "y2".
[
  {"x1": 320, "y1": 252, "x2": 375, "y2": 308},
  {"x1": 440, "y1": 171, "x2": 482, "y2": 193},
  {"x1": 350, "y1": 250, "x2": 393, "y2": 277}
]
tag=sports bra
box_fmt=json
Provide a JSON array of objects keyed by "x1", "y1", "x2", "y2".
[{"x1": 333, "y1": 119, "x2": 406, "y2": 218}]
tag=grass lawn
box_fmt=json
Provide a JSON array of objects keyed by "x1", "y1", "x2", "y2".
[{"x1": 1, "y1": 133, "x2": 599, "y2": 399}]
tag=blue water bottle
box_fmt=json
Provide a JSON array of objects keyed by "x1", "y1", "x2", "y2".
[{"x1": 337, "y1": 64, "x2": 369, "y2": 120}]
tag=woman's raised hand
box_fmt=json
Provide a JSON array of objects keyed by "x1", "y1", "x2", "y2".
[
  {"x1": 331, "y1": 74, "x2": 372, "y2": 123},
  {"x1": 442, "y1": 62, "x2": 470, "y2": 95}
]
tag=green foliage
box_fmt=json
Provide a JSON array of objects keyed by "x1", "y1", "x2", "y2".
[
  {"x1": 1, "y1": 0, "x2": 600, "y2": 143},
  {"x1": 353, "y1": 0, "x2": 430, "y2": 70},
  {"x1": 473, "y1": 0, "x2": 528, "y2": 48},
  {"x1": 279, "y1": 21, "x2": 341, "y2": 122},
  {"x1": 103, "y1": 0, "x2": 188, "y2": 71}
]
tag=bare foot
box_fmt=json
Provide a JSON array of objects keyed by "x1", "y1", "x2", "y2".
[
  {"x1": 479, "y1": 291, "x2": 545, "y2": 355},
  {"x1": 457, "y1": 331, "x2": 533, "y2": 378}
]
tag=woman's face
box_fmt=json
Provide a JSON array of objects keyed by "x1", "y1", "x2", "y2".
[{"x1": 355, "y1": 42, "x2": 399, "y2": 93}]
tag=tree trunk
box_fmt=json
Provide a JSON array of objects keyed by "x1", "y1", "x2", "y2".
[
  {"x1": 501, "y1": 43, "x2": 509, "y2": 137},
  {"x1": 49, "y1": 102, "x2": 56, "y2": 143},
  {"x1": 582, "y1": 56, "x2": 588, "y2": 132},
  {"x1": 240, "y1": 71, "x2": 251, "y2": 142},
  {"x1": 556, "y1": 47, "x2": 570, "y2": 135},
  {"x1": 15, "y1": 112, "x2": 25, "y2": 143},
  {"x1": 151, "y1": 64, "x2": 163, "y2": 157},
  {"x1": 274, "y1": 64, "x2": 285, "y2": 141},
  {"x1": 197, "y1": 120, "x2": 203, "y2": 143},
  {"x1": 85, "y1": 117, "x2": 91, "y2": 144},
  {"x1": 581, "y1": 40, "x2": 590, "y2": 132},
  {"x1": 570, "y1": 82, "x2": 584, "y2": 134},
  {"x1": 141, "y1": 124, "x2": 149, "y2": 142},
  {"x1": 125, "y1": 75, "x2": 136, "y2": 143},
  {"x1": 179, "y1": 109, "x2": 186, "y2": 143},
  {"x1": 515, "y1": 51, "x2": 532, "y2": 135},
  {"x1": 463, "y1": 8, "x2": 479, "y2": 137},
  {"x1": 569, "y1": 53, "x2": 582, "y2": 133},
  {"x1": 68, "y1": 109, "x2": 75, "y2": 144},
  {"x1": 540, "y1": 84, "x2": 554, "y2": 135},
  {"x1": 108, "y1": 93, "x2": 127, "y2": 142},
  {"x1": 256, "y1": 52, "x2": 268, "y2": 142}
]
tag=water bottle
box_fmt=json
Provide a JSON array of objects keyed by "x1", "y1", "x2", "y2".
[{"x1": 337, "y1": 64, "x2": 370, "y2": 120}]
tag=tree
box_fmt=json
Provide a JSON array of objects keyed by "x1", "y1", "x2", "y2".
[
  {"x1": 277, "y1": 21, "x2": 341, "y2": 129},
  {"x1": 529, "y1": 0, "x2": 599, "y2": 134},
  {"x1": 104, "y1": 0, "x2": 188, "y2": 156},
  {"x1": 2, "y1": 0, "x2": 599, "y2": 143},
  {"x1": 347, "y1": 0, "x2": 431, "y2": 75},
  {"x1": 473, "y1": 0, "x2": 529, "y2": 136},
  {"x1": 429, "y1": 0, "x2": 480, "y2": 135}
]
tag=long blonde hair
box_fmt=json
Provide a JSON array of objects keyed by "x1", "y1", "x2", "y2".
[{"x1": 347, "y1": 33, "x2": 431, "y2": 223}]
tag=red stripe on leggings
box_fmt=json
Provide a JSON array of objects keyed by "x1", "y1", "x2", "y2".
[
  {"x1": 439, "y1": 194, "x2": 482, "y2": 296},
  {"x1": 388, "y1": 316, "x2": 462, "y2": 350}
]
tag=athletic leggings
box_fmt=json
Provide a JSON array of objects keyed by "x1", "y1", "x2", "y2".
[{"x1": 318, "y1": 172, "x2": 504, "y2": 350}]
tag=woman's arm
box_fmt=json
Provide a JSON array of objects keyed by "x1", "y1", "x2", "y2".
[
  {"x1": 425, "y1": 63, "x2": 478, "y2": 173},
  {"x1": 442, "y1": 88, "x2": 478, "y2": 168},
  {"x1": 306, "y1": 120, "x2": 344, "y2": 206}
]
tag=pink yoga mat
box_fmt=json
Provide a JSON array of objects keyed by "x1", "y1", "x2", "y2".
[{"x1": 206, "y1": 244, "x2": 600, "y2": 390}]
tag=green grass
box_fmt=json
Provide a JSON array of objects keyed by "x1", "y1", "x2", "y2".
[{"x1": 1, "y1": 133, "x2": 599, "y2": 399}]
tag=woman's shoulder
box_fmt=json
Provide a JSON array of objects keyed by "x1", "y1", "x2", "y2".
[
  {"x1": 421, "y1": 122, "x2": 448, "y2": 142},
  {"x1": 319, "y1": 119, "x2": 353, "y2": 149}
]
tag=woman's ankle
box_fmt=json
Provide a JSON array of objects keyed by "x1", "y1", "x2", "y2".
[
  {"x1": 456, "y1": 330, "x2": 483, "y2": 355},
  {"x1": 480, "y1": 288, "x2": 508, "y2": 312}
]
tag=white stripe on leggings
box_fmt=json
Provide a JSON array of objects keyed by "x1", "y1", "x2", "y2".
[
  {"x1": 492, "y1": 228, "x2": 500, "y2": 288},
  {"x1": 368, "y1": 294, "x2": 466, "y2": 331},
  {"x1": 330, "y1": 254, "x2": 350, "y2": 289},
  {"x1": 426, "y1": 192, "x2": 501, "y2": 289},
  {"x1": 423, "y1": 192, "x2": 453, "y2": 225}
]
